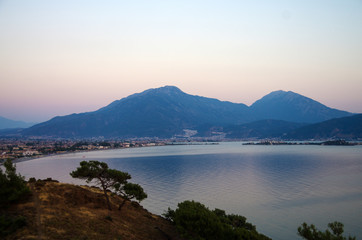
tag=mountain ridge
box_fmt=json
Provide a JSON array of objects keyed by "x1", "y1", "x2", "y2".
[
  {"x1": 0, "y1": 116, "x2": 36, "y2": 130},
  {"x1": 19, "y1": 86, "x2": 354, "y2": 138}
]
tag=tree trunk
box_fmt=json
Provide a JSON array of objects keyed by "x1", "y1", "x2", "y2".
[
  {"x1": 118, "y1": 198, "x2": 127, "y2": 211},
  {"x1": 103, "y1": 189, "x2": 112, "y2": 211},
  {"x1": 100, "y1": 179, "x2": 112, "y2": 211}
]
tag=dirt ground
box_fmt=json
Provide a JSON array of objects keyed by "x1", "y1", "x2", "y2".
[{"x1": 3, "y1": 179, "x2": 184, "y2": 240}]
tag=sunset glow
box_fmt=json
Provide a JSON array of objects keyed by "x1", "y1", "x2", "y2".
[{"x1": 1, "y1": 0, "x2": 361, "y2": 122}]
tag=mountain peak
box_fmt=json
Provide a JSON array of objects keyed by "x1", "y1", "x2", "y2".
[
  {"x1": 150, "y1": 85, "x2": 184, "y2": 95},
  {"x1": 251, "y1": 90, "x2": 352, "y2": 123},
  {"x1": 159, "y1": 85, "x2": 182, "y2": 92},
  {"x1": 262, "y1": 90, "x2": 298, "y2": 99},
  {"x1": 269, "y1": 90, "x2": 288, "y2": 95},
  {"x1": 252, "y1": 90, "x2": 315, "y2": 107},
  {"x1": 130, "y1": 86, "x2": 184, "y2": 98}
]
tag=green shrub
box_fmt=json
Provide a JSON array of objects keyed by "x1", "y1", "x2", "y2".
[
  {"x1": 164, "y1": 200, "x2": 271, "y2": 240},
  {"x1": 0, "y1": 159, "x2": 31, "y2": 208},
  {"x1": 0, "y1": 215, "x2": 26, "y2": 237},
  {"x1": 298, "y1": 221, "x2": 356, "y2": 240},
  {"x1": 28, "y1": 177, "x2": 36, "y2": 183}
]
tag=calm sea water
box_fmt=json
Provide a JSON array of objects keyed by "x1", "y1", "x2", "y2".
[{"x1": 16, "y1": 142, "x2": 362, "y2": 240}]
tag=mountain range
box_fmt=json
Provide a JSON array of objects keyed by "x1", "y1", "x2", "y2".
[
  {"x1": 16, "y1": 86, "x2": 359, "y2": 139},
  {"x1": 0, "y1": 116, "x2": 36, "y2": 130}
]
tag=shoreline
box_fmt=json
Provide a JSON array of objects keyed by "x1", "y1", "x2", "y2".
[
  {"x1": 8, "y1": 139, "x2": 362, "y2": 165},
  {"x1": 11, "y1": 141, "x2": 220, "y2": 164},
  {"x1": 12, "y1": 146, "x2": 148, "y2": 164},
  {"x1": 242, "y1": 139, "x2": 361, "y2": 146}
]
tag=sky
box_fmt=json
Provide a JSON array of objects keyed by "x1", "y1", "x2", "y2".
[{"x1": 0, "y1": 0, "x2": 361, "y2": 122}]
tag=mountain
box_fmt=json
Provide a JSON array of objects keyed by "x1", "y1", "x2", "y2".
[
  {"x1": 284, "y1": 114, "x2": 362, "y2": 140},
  {"x1": 0, "y1": 116, "x2": 36, "y2": 129},
  {"x1": 23, "y1": 86, "x2": 250, "y2": 138},
  {"x1": 21, "y1": 86, "x2": 354, "y2": 138},
  {"x1": 250, "y1": 90, "x2": 353, "y2": 123}
]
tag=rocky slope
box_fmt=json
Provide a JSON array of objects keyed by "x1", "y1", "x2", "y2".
[{"x1": 3, "y1": 179, "x2": 184, "y2": 240}]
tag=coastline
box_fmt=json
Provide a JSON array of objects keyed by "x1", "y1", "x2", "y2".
[
  {"x1": 11, "y1": 141, "x2": 219, "y2": 164},
  {"x1": 8, "y1": 139, "x2": 362, "y2": 165},
  {"x1": 12, "y1": 146, "x2": 145, "y2": 164}
]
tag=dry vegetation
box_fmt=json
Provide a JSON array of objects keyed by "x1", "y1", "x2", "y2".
[{"x1": 4, "y1": 179, "x2": 184, "y2": 240}]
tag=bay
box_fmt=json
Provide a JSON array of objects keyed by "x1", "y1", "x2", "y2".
[{"x1": 16, "y1": 142, "x2": 362, "y2": 240}]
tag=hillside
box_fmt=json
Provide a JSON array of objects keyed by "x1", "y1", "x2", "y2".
[
  {"x1": 284, "y1": 114, "x2": 362, "y2": 140},
  {"x1": 3, "y1": 179, "x2": 184, "y2": 240},
  {"x1": 224, "y1": 119, "x2": 306, "y2": 139}
]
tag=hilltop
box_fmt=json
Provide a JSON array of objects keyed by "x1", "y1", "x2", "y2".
[{"x1": 3, "y1": 179, "x2": 184, "y2": 240}]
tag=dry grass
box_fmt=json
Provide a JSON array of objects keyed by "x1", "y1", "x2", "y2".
[{"x1": 4, "y1": 180, "x2": 184, "y2": 240}]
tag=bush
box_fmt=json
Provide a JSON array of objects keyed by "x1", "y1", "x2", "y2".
[
  {"x1": 0, "y1": 215, "x2": 26, "y2": 237},
  {"x1": 298, "y1": 221, "x2": 356, "y2": 240},
  {"x1": 28, "y1": 177, "x2": 36, "y2": 183},
  {"x1": 164, "y1": 200, "x2": 271, "y2": 240},
  {"x1": 0, "y1": 159, "x2": 31, "y2": 208}
]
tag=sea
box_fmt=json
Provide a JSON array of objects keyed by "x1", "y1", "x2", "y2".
[{"x1": 15, "y1": 142, "x2": 362, "y2": 240}]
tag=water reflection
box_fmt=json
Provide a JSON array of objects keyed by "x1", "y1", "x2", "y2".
[{"x1": 15, "y1": 143, "x2": 362, "y2": 240}]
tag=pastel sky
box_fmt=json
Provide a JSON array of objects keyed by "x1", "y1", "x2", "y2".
[{"x1": 1, "y1": 0, "x2": 361, "y2": 122}]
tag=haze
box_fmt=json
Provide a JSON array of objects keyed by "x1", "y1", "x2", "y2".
[{"x1": 0, "y1": 1, "x2": 361, "y2": 122}]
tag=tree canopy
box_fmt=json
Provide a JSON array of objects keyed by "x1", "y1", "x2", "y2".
[
  {"x1": 0, "y1": 159, "x2": 30, "y2": 208},
  {"x1": 163, "y1": 200, "x2": 271, "y2": 240},
  {"x1": 0, "y1": 159, "x2": 30, "y2": 237},
  {"x1": 70, "y1": 160, "x2": 146, "y2": 211},
  {"x1": 114, "y1": 182, "x2": 147, "y2": 210},
  {"x1": 298, "y1": 221, "x2": 356, "y2": 240}
]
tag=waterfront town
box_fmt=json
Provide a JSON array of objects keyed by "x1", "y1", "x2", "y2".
[{"x1": 0, "y1": 139, "x2": 167, "y2": 162}]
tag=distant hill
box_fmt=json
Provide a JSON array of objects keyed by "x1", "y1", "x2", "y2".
[
  {"x1": 224, "y1": 120, "x2": 306, "y2": 139},
  {"x1": 0, "y1": 128, "x2": 23, "y2": 137},
  {"x1": 21, "y1": 86, "x2": 353, "y2": 138},
  {"x1": 284, "y1": 114, "x2": 362, "y2": 140},
  {"x1": 0, "y1": 116, "x2": 35, "y2": 129},
  {"x1": 250, "y1": 90, "x2": 352, "y2": 123}
]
